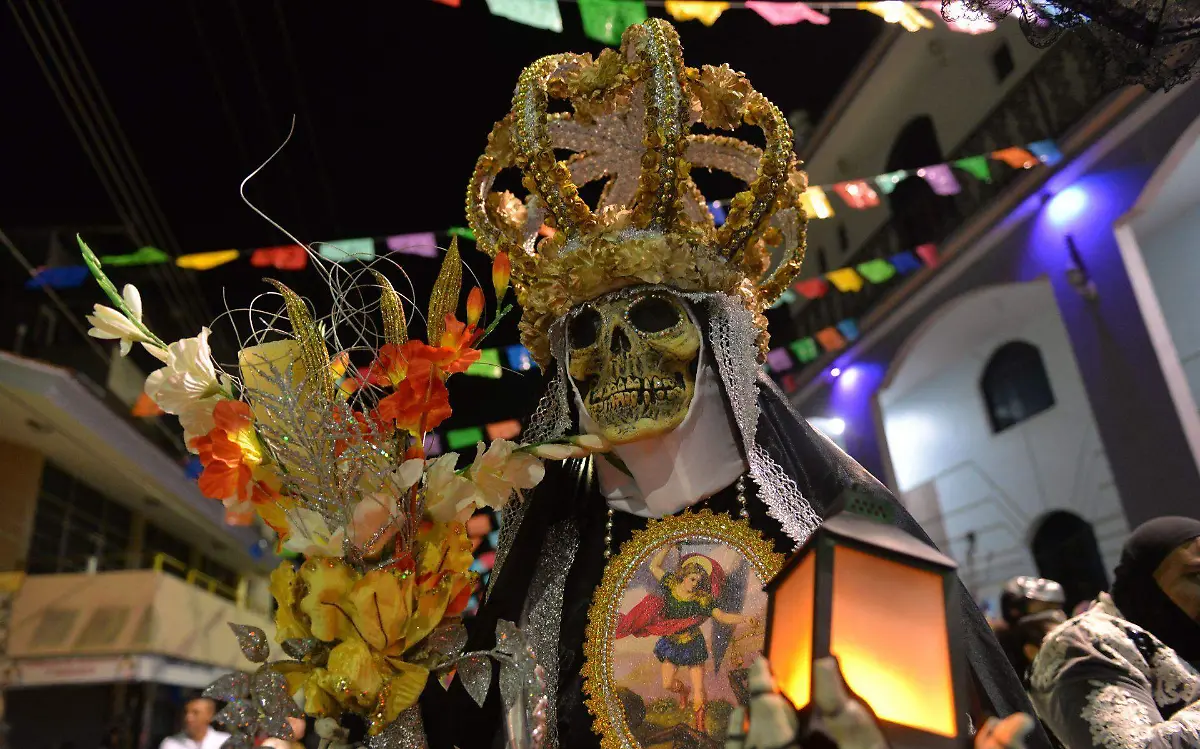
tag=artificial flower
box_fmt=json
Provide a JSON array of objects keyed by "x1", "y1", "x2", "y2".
[
  {"x1": 283, "y1": 508, "x2": 347, "y2": 558},
  {"x1": 376, "y1": 360, "x2": 452, "y2": 434},
  {"x1": 346, "y1": 569, "x2": 413, "y2": 655},
  {"x1": 379, "y1": 662, "x2": 430, "y2": 727},
  {"x1": 492, "y1": 252, "x2": 511, "y2": 301},
  {"x1": 467, "y1": 439, "x2": 545, "y2": 511},
  {"x1": 466, "y1": 287, "x2": 484, "y2": 327},
  {"x1": 269, "y1": 561, "x2": 310, "y2": 642},
  {"x1": 190, "y1": 400, "x2": 271, "y2": 504},
  {"x1": 424, "y1": 453, "x2": 481, "y2": 522},
  {"x1": 435, "y1": 317, "x2": 481, "y2": 373},
  {"x1": 322, "y1": 638, "x2": 385, "y2": 709},
  {"x1": 297, "y1": 558, "x2": 360, "y2": 643},
  {"x1": 144, "y1": 327, "x2": 230, "y2": 443},
  {"x1": 349, "y1": 459, "x2": 423, "y2": 556},
  {"x1": 571, "y1": 434, "x2": 612, "y2": 452},
  {"x1": 85, "y1": 284, "x2": 164, "y2": 358}
]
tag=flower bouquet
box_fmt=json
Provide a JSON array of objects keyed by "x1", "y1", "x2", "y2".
[{"x1": 79, "y1": 236, "x2": 606, "y2": 748}]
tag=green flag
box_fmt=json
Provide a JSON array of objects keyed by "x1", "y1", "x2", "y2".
[
  {"x1": 788, "y1": 337, "x2": 820, "y2": 364},
  {"x1": 466, "y1": 348, "x2": 503, "y2": 379},
  {"x1": 446, "y1": 426, "x2": 486, "y2": 450},
  {"x1": 856, "y1": 258, "x2": 897, "y2": 284},
  {"x1": 954, "y1": 155, "x2": 992, "y2": 183},
  {"x1": 100, "y1": 246, "x2": 170, "y2": 267},
  {"x1": 579, "y1": 0, "x2": 648, "y2": 45},
  {"x1": 485, "y1": 0, "x2": 563, "y2": 32},
  {"x1": 446, "y1": 226, "x2": 476, "y2": 241}
]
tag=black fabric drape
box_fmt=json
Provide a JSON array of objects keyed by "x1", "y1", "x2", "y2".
[{"x1": 421, "y1": 376, "x2": 1048, "y2": 749}]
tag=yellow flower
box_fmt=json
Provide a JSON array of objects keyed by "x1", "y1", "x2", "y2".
[
  {"x1": 276, "y1": 662, "x2": 342, "y2": 719},
  {"x1": 270, "y1": 562, "x2": 310, "y2": 642},
  {"x1": 323, "y1": 638, "x2": 386, "y2": 710},
  {"x1": 346, "y1": 569, "x2": 413, "y2": 656},
  {"x1": 379, "y1": 662, "x2": 431, "y2": 729},
  {"x1": 298, "y1": 558, "x2": 360, "y2": 642},
  {"x1": 417, "y1": 521, "x2": 474, "y2": 580}
]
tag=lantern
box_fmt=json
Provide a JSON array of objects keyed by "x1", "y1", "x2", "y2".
[{"x1": 765, "y1": 500, "x2": 970, "y2": 749}]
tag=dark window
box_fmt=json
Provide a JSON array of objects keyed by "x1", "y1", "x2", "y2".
[
  {"x1": 837, "y1": 224, "x2": 849, "y2": 252},
  {"x1": 981, "y1": 341, "x2": 1055, "y2": 432},
  {"x1": 1031, "y1": 511, "x2": 1109, "y2": 611},
  {"x1": 884, "y1": 115, "x2": 957, "y2": 248},
  {"x1": 992, "y1": 42, "x2": 1015, "y2": 83},
  {"x1": 28, "y1": 463, "x2": 133, "y2": 573},
  {"x1": 817, "y1": 246, "x2": 829, "y2": 274}
]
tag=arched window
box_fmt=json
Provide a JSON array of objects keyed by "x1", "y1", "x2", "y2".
[
  {"x1": 884, "y1": 115, "x2": 955, "y2": 248},
  {"x1": 980, "y1": 341, "x2": 1055, "y2": 432},
  {"x1": 1030, "y1": 511, "x2": 1109, "y2": 611}
]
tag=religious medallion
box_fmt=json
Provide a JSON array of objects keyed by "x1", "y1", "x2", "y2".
[{"x1": 583, "y1": 509, "x2": 785, "y2": 748}]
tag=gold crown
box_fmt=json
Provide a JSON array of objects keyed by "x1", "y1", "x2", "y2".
[{"x1": 466, "y1": 18, "x2": 808, "y2": 366}]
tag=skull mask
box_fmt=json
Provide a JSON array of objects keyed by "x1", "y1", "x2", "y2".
[{"x1": 566, "y1": 288, "x2": 702, "y2": 445}]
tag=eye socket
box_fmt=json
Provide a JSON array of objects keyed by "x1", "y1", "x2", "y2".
[
  {"x1": 568, "y1": 307, "x2": 601, "y2": 349},
  {"x1": 627, "y1": 295, "x2": 681, "y2": 333}
]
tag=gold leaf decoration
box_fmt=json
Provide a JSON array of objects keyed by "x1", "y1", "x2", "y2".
[
  {"x1": 426, "y1": 238, "x2": 462, "y2": 347},
  {"x1": 265, "y1": 279, "x2": 334, "y2": 403},
  {"x1": 371, "y1": 270, "x2": 408, "y2": 348}
]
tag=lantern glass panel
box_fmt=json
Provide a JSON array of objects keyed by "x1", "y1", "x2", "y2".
[
  {"x1": 768, "y1": 551, "x2": 815, "y2": 710},
  {"x1": 830, "y1": 545, "x2": 955, "y2": 737}
]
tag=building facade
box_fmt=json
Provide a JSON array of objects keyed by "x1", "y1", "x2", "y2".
[{"x1": 778, "y1": 21, "x2": 1200, "y2": 612}]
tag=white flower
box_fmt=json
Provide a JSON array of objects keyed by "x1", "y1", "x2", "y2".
[
  {"x1": 468, "y1": 439, "x2": 545, "y2": 510},
  {"x1": 144, "y1": 328, "x2": 230, "y2": 443},
  {"x1": 528, "y1": 443, "x2": 588, "y2": 460},
  {"x1": 283, "y1": 508, "x2": 346, "y2": 558},
  {"x1": 349, "y1": 459, "x2": 424, "y2": 556},
  {"x1": 424, "y1": 453, "x2": 482, "y2": 522},
  {"x1": 86, "y1": 284, "x2": 163, "y2": 358}
]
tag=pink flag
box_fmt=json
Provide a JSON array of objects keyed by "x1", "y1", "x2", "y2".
[
  {"x1": 386, "y1": 232, "x2": 438, "y2": 258},
  {"x1": 917, "y1": 164, "x2": 961, "y2": 196},
  {"x1": 745, "y1": 1, "x2": 830, "y2": 25}
]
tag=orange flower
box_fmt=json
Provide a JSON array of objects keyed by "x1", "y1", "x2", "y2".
[
  {"x1": 189, "y1": 400, "x2": 267, "y2": 503},
  {"x1": 435, "y1": 316, "x2": 481, "y2": 374},
  {"x1": 466, "y1": 287, "x2": 484, "y2": 328},
  {"x1": 492, "y1": 252, "x2": 511, "y2": 301},
  {"x1": 376, "y1": 360, "x2": 452, "y2": 434}
]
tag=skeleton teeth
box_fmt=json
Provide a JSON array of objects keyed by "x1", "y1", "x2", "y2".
[{"x1": 655, "y1": 389, "x2": 665, "y2": 401}]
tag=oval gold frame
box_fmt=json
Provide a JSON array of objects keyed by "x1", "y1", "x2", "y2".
[{"x1": 582, "y1": 509, "x2": 785, "y2": 749}]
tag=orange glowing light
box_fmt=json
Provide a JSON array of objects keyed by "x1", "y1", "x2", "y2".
[
  {"x1": 768, "y1": 553, "x2": 815, "y2": 710},
  {"x1": 830, "y1": 546, "x2": 956, "y2": 737}
]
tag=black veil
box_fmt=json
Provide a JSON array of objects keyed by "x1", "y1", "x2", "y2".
[{"x1": 421, "y1": 310, "x2": 1048, "y2": 749}]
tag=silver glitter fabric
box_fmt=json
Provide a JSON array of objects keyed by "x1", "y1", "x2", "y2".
[
  {"x1": 518, "y1": 519, "x2": 580, "y2": 749},
  {"x1": 448, "y1": 621, "x2": 550, "y2": 749},
  {"x1": 230, "y1": 623, "x2": 270, "y2": 664},
  {"x1": 368, "y1": 707, "x2": 427, "y2": 749},
  {"x1": 205, "y1": 660, "x2": 303, "y2": 746}
]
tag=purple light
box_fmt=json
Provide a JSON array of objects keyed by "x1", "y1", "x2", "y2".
[
  {"x1": 830, "y1": 367, "x2": 842, "y2": 378},
  {"x1": 1047, "y1": 185, "x2": 1088, "y2": 225}
]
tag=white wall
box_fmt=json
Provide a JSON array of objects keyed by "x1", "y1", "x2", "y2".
[
  {"x1": 1129, "y1": 130, "x2": 1200, "y2": 408},
  {"x1": 877, "y1": 280, "x2": 1127, "y2": 609},
  {"x1": 801, "y1": 19, "x2": 1045, "y2": 274}
]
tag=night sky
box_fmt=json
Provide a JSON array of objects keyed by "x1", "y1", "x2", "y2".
[{"x1": 2, "y1": 0, "x2": 884, "y2": 433}]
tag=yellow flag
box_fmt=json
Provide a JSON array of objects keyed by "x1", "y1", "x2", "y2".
[
  {"x1": 175, "y1": 249, "x2": 239, "y2": 270},
  {"x1": 664, "y1": 1, "x2": 730, "y2": 26},
  {"x1": 858, "y1": 2, "x2": 934, "y2": 31},
  {"x1": 799, "y1": 186, "x2": 835, "y2": 220},
  {"x1": 826, "y1": 267, "x2": 865, "y2": 293}
]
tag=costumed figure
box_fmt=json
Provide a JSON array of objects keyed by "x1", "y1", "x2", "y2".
[{"x1": 422, "y1": 17, "x2": 1049, "y2": 749}]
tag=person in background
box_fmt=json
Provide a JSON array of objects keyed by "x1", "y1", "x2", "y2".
[
  {"x1": 1030, "y1": 517, "x2": 1200, "y2": 748},
  {"x1": 993, "y1": 576, "x2": 1068, "y2": 687},
  {"x1": 159, "y1": 698, "x2": 229, "y2": 749}
]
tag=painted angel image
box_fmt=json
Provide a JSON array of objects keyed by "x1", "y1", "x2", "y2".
[{"x1": 615, "y1": 545, "x2": 759, "y2": 735}]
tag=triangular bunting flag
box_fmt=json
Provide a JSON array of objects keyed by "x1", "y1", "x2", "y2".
[
  {"x1": 485, "y1": 419, "x2": 522, "y2": 440},
  {"x1": 579, "y1": 0, "x2": 648, "y2": 44},
  {"x1": 836, "y1": 319, "x2": 861, "y2": 342},
  {"x1": 1027, "y1": 140, "x2": 1062, "y2": 165},
  {"x1": 25, "y1": 265, "x2": 90, "y2": 290},
  {"x1": 915, "y1": 243, "x2": 940, "y2": 268},
  {"x1": 788, "y1": 337, "x2": 820, "y2": 363},
  {"x1": 766, "y1": 348, "x2": 793, "y2": 372},
  {"x1": 387, "y1": 233, "x2": 439, "y2": 258},
  {"x1": 799, "y1": 186, "x2": 835, "y2": 219},
  {"x1": 794, "y1": 277, "x2": 830, "y2": 299},
  {"x1": 991, "y1": 147, "x2": 1038, "y2": 170},
  {"x1": 745, "y1": 1, "x2": 830, "y2": 24},
  {"x1": 132, "y1": 392, "x2": 164, "y2": 417},
  {"x1": 250, "y1": 245, "x2": 308, "y2": 271},
  {"x1": 917, "y1": 164, "x2": 961, "y2": 196},
  {"x1": 485, "y1": 0, "x2": 563, "y2": 31},
  {"x1": 856, "y1": 258, "x2": 897, "y2": 284},
  {"x1": 875, "y1": 170, "x2": 908, "y2": 195},
  {"x1": 446, "y1": 426, "x2": 485, "y2": 450},
  {"x1": 815, "y1": 327, "x2": 847, "y2": 352},
  {"x1": 954, "y1": 155, "x2": 992, "y2": 183},
  {"x1": 320, "y1": 238, "x2": 376, "y2": 264},
  {"x1": 664, "y1": 1, "x2": 731, "y2": 26},
  {"x1": 466, "y1": 348, "x2": 503, "y2": 379},
  {"x1": 826, "y1": 267, "x2": 865, "y2": 293},
  {"x1": 102, "y1": 246, "x2": 170, "y2": 267},
  {"x1": 833, "y1": 180, "x2": 881, "y2": 210},
  {"x1": 177, "y1": 249, "x2": 239, "y2": 271},
  {"x1": 890, "y1": 251, "x2": 923, "y2": 274}
]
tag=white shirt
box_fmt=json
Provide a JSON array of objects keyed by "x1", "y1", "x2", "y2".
[{"x1": 159, "y1": 728, "x2": 231, "y2": 749}]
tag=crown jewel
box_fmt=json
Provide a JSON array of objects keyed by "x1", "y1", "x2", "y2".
[{"x1": 467, "y1": 19, "x2": 809, "y2": 365}]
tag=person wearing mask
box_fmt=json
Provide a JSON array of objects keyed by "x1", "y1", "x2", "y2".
[
  {"x1": 159, "y1": 698, "x2": 229, "y2": 749},
  {"x1": 993, "y1": 576, "x2": 1069, "y2": 687},
  {"x1": 1030, "y1": 517, "x2": 1200, "y2": 748}
]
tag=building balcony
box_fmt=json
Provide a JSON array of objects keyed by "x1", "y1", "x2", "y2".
[
  {"x1": 3, "y1": 560, "x2": 276, "y2": 690},
  {"x1": 784, "y1": 33, "x2": 1120, "y2": 363}
]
